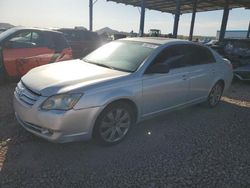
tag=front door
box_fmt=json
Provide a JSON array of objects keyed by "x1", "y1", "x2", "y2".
[
  {"x1": 2, "y1": 30, "x2": 55, "y2": 77},
  {"x1": 142, "y1": 45, "x2": 191, "y2": 116},
  {"x1": 142, "y1": 68, "x2": 189, "y2": 116}
]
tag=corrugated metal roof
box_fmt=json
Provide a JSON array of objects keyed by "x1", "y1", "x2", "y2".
[{"x1": 107, "y1": 0, "x2": 250, "y2": 14}]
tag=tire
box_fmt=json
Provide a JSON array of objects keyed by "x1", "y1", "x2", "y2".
[
  {"x1": 206, "y1": 82, "x2": 224, "y2": 108},
  {"x1": 93, "y1": 102, "x2": 135, "y2": 146}
]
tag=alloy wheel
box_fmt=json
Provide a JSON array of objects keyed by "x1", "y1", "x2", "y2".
[
  {"x1": 208, "y1": 83, "x2": 223, "y2": 107},
  {"x1": 99, "y1": 108, "x2": 131, "y2": 143}
]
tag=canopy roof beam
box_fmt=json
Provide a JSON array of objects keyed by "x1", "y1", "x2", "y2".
[
  {"x1": 189, "y1": 0, "x2": 197, "y2": 41},
  {"x1": 89, "y1": 0, "x2": 93, "y2": 31},
  {"x1": 247, "y1": 21, "x2": 250, "y2": 38},
  {"x1": 139, "y1": 0, "x2": 146, "y2": 36},
  {"x1": 219, "y1": 0, "x2": 230, "y2": 42},
  {"x1": 173, "y1": 0, "x2": 181, "y2": 38}
]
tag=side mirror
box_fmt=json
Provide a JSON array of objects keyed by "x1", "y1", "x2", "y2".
[{"x1": 146, "y1": 63, "x2": 170, "y2": 74}]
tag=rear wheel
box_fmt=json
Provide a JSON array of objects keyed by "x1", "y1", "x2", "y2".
[
  {"x1": 207, "y1": 82, "x2": 224, "y2": 107},
  {"x1": 93, "y1": 102, "x2": 134, "y2": 145}
]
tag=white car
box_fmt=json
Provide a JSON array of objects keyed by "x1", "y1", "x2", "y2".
[{"x1": 13, "y1": 38, "x2": 233, "y2": 145}]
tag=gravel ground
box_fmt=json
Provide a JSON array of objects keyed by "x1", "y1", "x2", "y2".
[{"x1": 0, "y1": 81, "x2": 250, "y2": 188}]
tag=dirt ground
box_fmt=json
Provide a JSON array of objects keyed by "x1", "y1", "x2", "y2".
[{"x1": 0, "y1": 81, "x2": 250, "y2": 187}]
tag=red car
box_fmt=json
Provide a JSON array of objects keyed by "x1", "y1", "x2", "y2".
[{"x1": 0, "y1": 27, "x2": 72, "y2": 83}]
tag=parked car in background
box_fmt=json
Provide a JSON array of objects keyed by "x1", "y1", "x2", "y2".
[
  {"x1": 0, "y1": 27, "x2": 72, "y2": 83},
  {"x1": 111, "y1": 34, "x2": 127, "y2": 40},
  {"x1": 210, "y1": 38, "x2": 250, "y2": 68},
  {"x1": 210, "y1": 38, "x2": 250, "y2": 81},
  {"x1": 57, "y1": 28, "x2": 102, "y2": 59},
  {"x1": 234, "y1": 64, "x2": 250, "y2": 81},
  {"x1": 149, "y1": 29, "x2": 161, "y2": 37},
  {"x1": 205, "y1": 39, "x2": 218, "y2": 46},
  {"x1": 14, "y1": 38, "x2": 233, "y2": 145}
]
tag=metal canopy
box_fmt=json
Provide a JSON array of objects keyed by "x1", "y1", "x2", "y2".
[{"x1": 107, "y1": 0, "x2": 250, "y2": 14}]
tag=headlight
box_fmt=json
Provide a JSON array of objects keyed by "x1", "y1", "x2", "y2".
[{"x1": 41, "y1": 93, "x2": 82, "y2": 111}]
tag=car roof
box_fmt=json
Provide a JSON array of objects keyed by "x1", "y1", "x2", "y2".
[
  {"x1": 57, "y1": 28, "x2": 95, "y2": 33},
  {"x1": 8, "y1": 26, "x2": 62, "y2": 34},
  {"x1": 121, "y1": 37, "x2": 189, "y2": 45}
]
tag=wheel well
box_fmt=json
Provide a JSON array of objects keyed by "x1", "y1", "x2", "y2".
[
  {"x1": 92, "y1": 98, "x2": 139, "y2": 138},
  {"x1": 104, "y1": 99, "x2": 138, "y2": 123}
]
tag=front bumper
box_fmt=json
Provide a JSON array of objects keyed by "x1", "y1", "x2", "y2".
[{"x1": 13, "y1": 93, "x2": 102, "y2": 143}]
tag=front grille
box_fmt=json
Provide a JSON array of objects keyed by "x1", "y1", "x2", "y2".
[{"x1": 15, "y1": 82, "x2": 40, "y2": 106}]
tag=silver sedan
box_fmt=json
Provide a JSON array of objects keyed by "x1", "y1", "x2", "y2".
[{"x1": 13, "y1": 38, "x2": 233, "y2": 145}]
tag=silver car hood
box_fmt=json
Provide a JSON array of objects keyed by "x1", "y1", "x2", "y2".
[{"x1": 21, "y1": 59, "x2": 129, "y2": 96}]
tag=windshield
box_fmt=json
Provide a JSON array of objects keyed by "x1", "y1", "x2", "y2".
[{"x1": 83, "y1": 41, "x2": 158, "y2": 72}]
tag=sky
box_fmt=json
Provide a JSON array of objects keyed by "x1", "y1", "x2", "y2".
[{"x1": 0, "y1": 0, "x2": 249, "y2": 37}]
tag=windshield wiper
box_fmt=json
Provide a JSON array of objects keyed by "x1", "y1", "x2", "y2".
[
  {"x1": 82, "y1": 59, "x2": 132, "y2": 73},
  {"x1": 83, "y1": 59, "x2": 114, "y2": 70},
  {"x1": 93, "y1": 63, "x2": 115, "y2": 70}
]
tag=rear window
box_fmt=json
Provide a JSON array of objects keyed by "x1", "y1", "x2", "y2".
[{"x1": 189, "y1": 45, "x2": 216, "y2": 65}]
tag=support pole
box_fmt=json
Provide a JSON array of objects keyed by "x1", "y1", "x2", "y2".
[
  {"x1": 173, "y1": 0, "x2": 181, "y2": 38},
  {"x1": 247, "y1": 21, "x2": 250, "y2": 38},
  {"x1": 89, "y1": 0, "x2": 93, "y2": 31},
  {"x1": 139, "y1": 0, "x2": 146, "y2": 37},
  {"x1": 189, "y1": 0, "x2": 197, "y2": 41},
  {"x1": 219, "y1": 0, "x2": 230, "y2": 42}
]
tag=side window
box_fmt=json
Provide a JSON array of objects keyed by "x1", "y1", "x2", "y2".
[
  {"x1": 31, "y1": 32, "x2": 47, "y2": 47},
  {"x1": 187, "y1": 45, "x2": 216, "y2": 65},
  {"x1": 61, "y1": 31, "x2": 79, "y2": 41},
  {"x1": 151, "y1": 45, "x2": 187, "y2": 70},
  {"x1": 6, "y1": 31, "x2": 33, "y2": 48},
  {"x1": 52, "y1": 33, "x2": 69, "y2": 52},
  {"x1": 9, "y1": 31, "x2": 31, "y2": 43},
  {"x1": 5, "y1": 31, "x2": 46, "y2": 48}
]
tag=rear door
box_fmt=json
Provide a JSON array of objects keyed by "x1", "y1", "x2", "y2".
[
  {"x1": 49, "y1": 33, "x2": 72, "y2": 63},
  {"x1": 2, "y1": 30, "x2": 55, "y2": 76},
  {"x1": 184, "y1": 44, "x2": 217, "y2": 102}
]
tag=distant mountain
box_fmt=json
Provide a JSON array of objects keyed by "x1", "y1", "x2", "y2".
[
  {"x1": 0, "y1": 23, "x2": 14, "y2": 29},
  {"x1": 96, "y1": 27, "x2": 120, "y2": 35}
]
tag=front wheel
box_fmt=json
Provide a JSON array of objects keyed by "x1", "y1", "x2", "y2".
[
  {"x1": 207, "y1": 82, "x2": 224, "y2": 107},
  {"x1": 93, "y1": 102, "x2": 134, "y2": 145}
]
